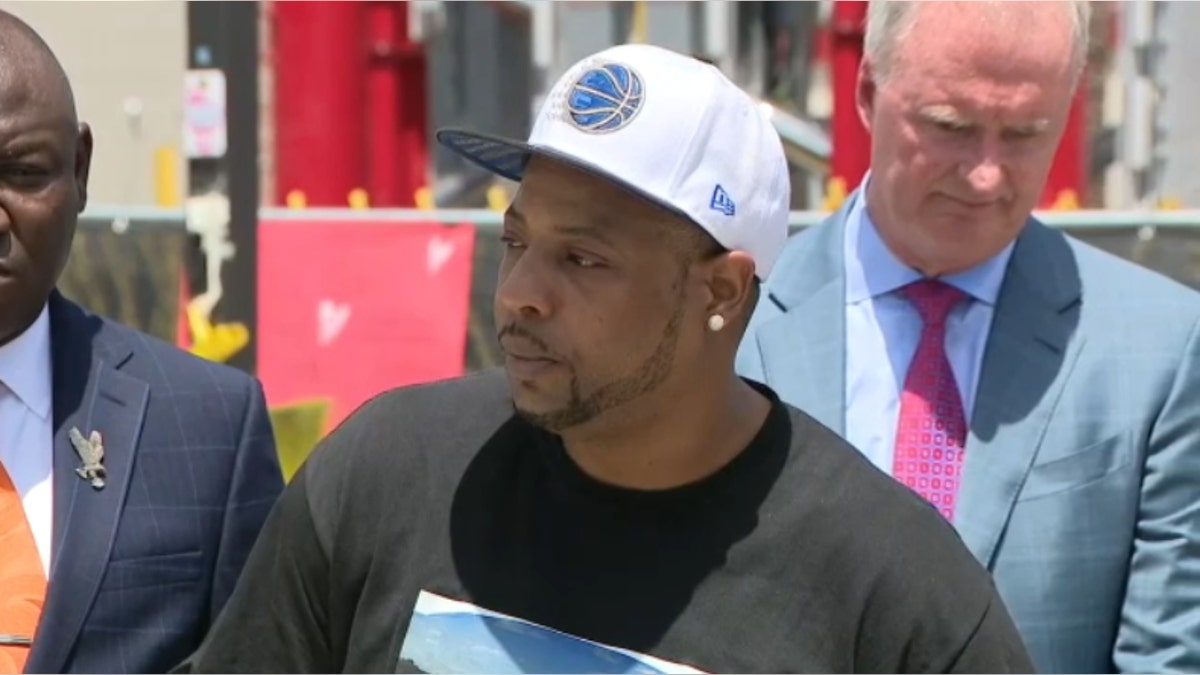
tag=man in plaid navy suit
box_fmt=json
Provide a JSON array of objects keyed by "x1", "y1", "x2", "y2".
[{"x1": 0, "y1": 11, "x2": 283, "y2": 673}]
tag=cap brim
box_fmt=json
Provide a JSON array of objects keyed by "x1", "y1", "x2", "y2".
[{"x1": 436, "y1": 128, "x2": 534, "y2": 183}]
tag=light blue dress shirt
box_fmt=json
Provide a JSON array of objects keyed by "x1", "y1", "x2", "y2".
[{"x1": 843, "y1": 191, "x2": 1015, "y2": 474}]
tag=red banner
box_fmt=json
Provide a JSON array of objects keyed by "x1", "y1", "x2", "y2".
[{"x1": 257, "y1": 219, "x2": 476, "y2": 430}]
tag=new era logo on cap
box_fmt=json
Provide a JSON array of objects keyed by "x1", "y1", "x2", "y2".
[
  {"x1": 710, "y1": 184, "x2": 736, "y2": 217},
  {"x1": 434, "y1": 43, "x2": 790, "y2": 279}
]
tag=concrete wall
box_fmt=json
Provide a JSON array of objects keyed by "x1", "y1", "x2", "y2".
[
  {"x1": 0, "y1": 1, "x2": 186, "y2": 206},
  {"x1": 1156, "y1": 1, "x2": 1200, "y2": 207}
]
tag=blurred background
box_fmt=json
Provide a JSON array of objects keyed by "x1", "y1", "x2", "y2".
[{"x1": 3, "y1": 0, "x2": 1196, "y2": 474}]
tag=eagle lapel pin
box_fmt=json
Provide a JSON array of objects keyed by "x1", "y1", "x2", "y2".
[{"x1": 69, "y1": 427, "x2": 106, "y2": 490}]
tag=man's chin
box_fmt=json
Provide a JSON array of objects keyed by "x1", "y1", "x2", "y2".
[
  {"x1": 511, "y1": 397, "x2": 595, "y2": 434},
  {"x1": 512, "y1": 403, "x2": 567, "y2": 433}
]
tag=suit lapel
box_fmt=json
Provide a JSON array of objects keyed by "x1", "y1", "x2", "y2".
[
  {"x1": 757, "y1": 283, "x2": 845, "y2": 433},
  {"x1": 955, "y1": 223, "x2": 1084, "y2": 566},
  {"x1": 754, "y1": 201, "x2": 851, "y2": 434},
  {"x1": 26, "y1": 294, "x2": 148, "y2": 675}
]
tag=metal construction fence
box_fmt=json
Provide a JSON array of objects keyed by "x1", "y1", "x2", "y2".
[{"x1": 66, "y1": 206, "x2": 1200, "y2": 372}]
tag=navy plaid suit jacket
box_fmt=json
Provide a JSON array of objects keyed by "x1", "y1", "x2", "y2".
[{"x1": 22, "y1": 292, "x2": 283, "y2": 674}]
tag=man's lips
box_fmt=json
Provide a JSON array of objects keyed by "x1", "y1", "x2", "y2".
[
  {"x1": 498, "y1": 334, "x2": 557, "y2": 361},
  {"x1": 504, "y1": 353, "x2": 561, "y2": 380},
  {"x1": 939, "y1": 193, "x2": 1000, "y2": 209},
  {"x1": 502, "y1": 348, "x2": 556, "y2": 362}
]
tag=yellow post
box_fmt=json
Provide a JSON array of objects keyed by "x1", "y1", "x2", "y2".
[
  {"x1": 1049, "y1": 189, "x2": 1080, "y2": 211},
  {"x1": 285, "y1": 190, "x2": 308, "y2": 209},
  {"x1": 414, "y1": 186, "x2": 435, "y2": 211},
  {"x1": 348, "y1": 188, "x2": 370, "y2": 210},
  {"x1": 628, "y1": 1, "x2": 649, "y2": 44},
  {"x1": 822, "y1": 176, "x2": 848, "y2": 212},
  {"x1": 154, "y1": 146, "x2": 180, "y2": 207},
  {"x1": 486, "y1": 185, "x2": 509, "y2": 212}
]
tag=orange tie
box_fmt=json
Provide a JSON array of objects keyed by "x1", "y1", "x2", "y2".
[{"x1": 0, "y1": 461, "x2": 45, "y2": 674}]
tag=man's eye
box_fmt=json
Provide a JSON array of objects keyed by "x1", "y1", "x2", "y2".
[
  {"x1": 3, "y1": 163, "x2": 47, "y2": 176},
  {"x1": 567, "y1": 254, "x2": 600, "y2": 268},
  {"x1": 0, "y1": 165, "x2": 51, "y2": 189},
  {"x1": 1003, "y1": 128, "x2": 1040, "y2": 141},
  {"x1": 934, "y1": 120, "x2": 970, "y2": 133}
]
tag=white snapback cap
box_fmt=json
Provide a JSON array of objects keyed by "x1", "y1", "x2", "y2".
[{"x1": 436, "y1": 43, "x2": 791, "y2": 279}]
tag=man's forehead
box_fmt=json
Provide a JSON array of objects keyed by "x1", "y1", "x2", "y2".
[
  {"x1": 507, "y1": 195, "x2": 638, "y2": 237},
  {"x1": 0, "y1": 62, "x2": 38, "y2": 98},
  {"x1": 0, "y1": 21, "x2": 77, "y2": 125},
  {"x1": 516, "y1": 163, "x2": 674, "y2": 232},
  {"x1": 0, "y1": 81, "x2": 74, "y2": 142},
  {"x1": 0, "y1": 67, "x2": 69, "y2": 120},
  {"x1": 890, "y1": 43, "x2": 1074, "y2": 104}
]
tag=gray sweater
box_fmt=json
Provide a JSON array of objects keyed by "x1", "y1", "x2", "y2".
[{"x1": 176, "y1": 368, "x2": 1033, "y2": 673}]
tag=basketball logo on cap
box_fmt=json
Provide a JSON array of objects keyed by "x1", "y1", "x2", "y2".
[{"x1": 566, "y1": 62, "x2": 644, "y2": 134}]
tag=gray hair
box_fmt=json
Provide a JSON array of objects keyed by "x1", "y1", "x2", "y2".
[{"x1": 864, "y1": 1, "x2": 1092, "y2": 82}]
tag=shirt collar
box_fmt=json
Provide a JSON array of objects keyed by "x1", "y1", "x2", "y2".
[
  {"x1": 0, "y1": 303, "x2": 52, "y2": 420},
  {"x1": 844, "y1": 178, "x2": 1014, "y2": 306}
]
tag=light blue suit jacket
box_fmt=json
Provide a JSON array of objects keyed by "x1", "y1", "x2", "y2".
[{"x1": 737, "y1": 194, "x2": 1200, "y2": 673}]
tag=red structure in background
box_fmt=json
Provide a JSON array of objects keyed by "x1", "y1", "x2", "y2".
[
  {"x1": 830, "y1": 1, "x2": 870, "y2": 194},
  {"x1": 1045, "y1": 86, "x2": 1089, "y2": 208},
  {"x1": 272, "y1": 1, "x2": 429, "y2": 208},
  {"x1": 829, "y1": 0, "x2": 1088, "y2": 208}
]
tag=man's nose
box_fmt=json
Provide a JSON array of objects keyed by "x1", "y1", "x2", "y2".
[
  {"x1": 495, "y1": 250, "x2": 555, "y2": 320},
  {"x1": 961, "y1": 138, "x2": 1008, "y2": 198}
]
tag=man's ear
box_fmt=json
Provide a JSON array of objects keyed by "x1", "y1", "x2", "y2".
[
  {"x1": 74, "y1": 122, "x2": 93, "y2": 213},
  {"x1": 856, "y1": 60, "x2": 877, "y2": 134},
  {"x1": 702, "y1": 251, "x2": 757, "y2": 331}
]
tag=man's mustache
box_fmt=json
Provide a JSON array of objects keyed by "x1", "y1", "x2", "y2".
[{"x1": 497, "y1": 323, "x2": 556, "y2": 358}]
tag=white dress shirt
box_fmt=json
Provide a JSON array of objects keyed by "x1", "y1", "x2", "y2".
[
  {"x1": 843, "y1": 192, "x2": 1014, "y2": 475},
  {"x1": 0, "y1": 303, "x2": 54, "y2": 575}
]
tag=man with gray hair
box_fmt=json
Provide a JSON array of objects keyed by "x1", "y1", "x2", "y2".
[{"x1": 740, "y1": 1, "x2": 1200, "y2": 672}]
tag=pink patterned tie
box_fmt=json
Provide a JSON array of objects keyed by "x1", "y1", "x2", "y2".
[{"x1": 892, "y1": 279, "x2": 968, "y2": 521}]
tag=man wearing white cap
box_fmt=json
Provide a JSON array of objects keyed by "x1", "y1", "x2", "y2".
[{"x1": 176, "y1": 45, "x2": 1032, "y2": 673}]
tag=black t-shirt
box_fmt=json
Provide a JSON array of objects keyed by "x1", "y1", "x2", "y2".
[{"x1": 176, "y1": 369, "x2": 1033, "y2": 674}]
